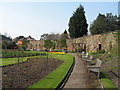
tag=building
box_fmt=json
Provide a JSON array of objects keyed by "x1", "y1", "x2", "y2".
[{"x1": 27, "y1": 40, "x2": 45, "y2": 51}]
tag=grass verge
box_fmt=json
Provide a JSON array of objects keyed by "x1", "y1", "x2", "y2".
[
  {"x1": 27, "y1": 53, "x2": 73, "y2": 88},
  {"x1": 1, "y1": 55, "x2": 47, "y2": 66},
  {"x1": 100, "y1": 72, "x2": 116, "y2": 89},
  {"x1": 1, "y1": 53, "x2": 74, "y2": 88}
]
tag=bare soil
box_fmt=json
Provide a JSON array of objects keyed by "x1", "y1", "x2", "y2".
[{"x1": 2, "y1": 58, "x2": 63, "y2": 89}]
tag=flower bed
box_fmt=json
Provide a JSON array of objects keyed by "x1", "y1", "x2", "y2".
[
  {"x1": 2, "y1": 58, "x2": 63, "y2": 88},
  {"x1": 48, "y1": 51, "x2": 65, "y2": 55}
]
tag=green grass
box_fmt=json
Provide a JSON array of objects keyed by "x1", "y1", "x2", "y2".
[
  {"x1": 101, "y1": 79, "x2": 116, "y2": 88},
  {"x1": 27, "y1": 53, "x2": 73, "y2": 88},
  {"x1": 2, "y1": 49, "x2": 46, "y2": 58},
  {"x1": 1, "y1": 53, "x2": 74, "y2": 88},
  {"x1": 100, "y1": 72, "x2": 116, "y2": 89},
  {"x1": 1, "y1": 55, "x2": 47, "y2": 66},
  {"x1": 1, "y1": 57, "x2": 27, "y2": 66}
]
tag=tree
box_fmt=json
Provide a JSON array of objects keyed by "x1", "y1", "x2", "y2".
[
  {"x1": 61, "y1": 30, "x2": 69, "y2": 39},
  {"x1": 60, "y1": 39, "x2": 67, "y2": 49},
  {"x1": 117, "y1": 15, "x2": 120, "y2": 29},
  {"x1": 14, "y1": 36, "x2": 30, "y2": 50},
  {"x1": 15, "y1": 36, "x2": 26, "y2": 40},
  {"x1": 68, "y1": 5, "x2": 88, "y2": 38},
  {"x1": 7, "y1": 41, "x2": 16, "y2": 49},
  {"x1": 59, "y1": 30, "x2": 69, "y2": 49},
  {"x1": 44, "y1": 40, "x2": 54, "y2": 49},
  {"x1": 27, "y1": 36, "x2": 35, "y2": 40},
  {"x1": 1, "y1": 34, "x2": 12, "y2": 49},
  {"x1": 106, "y1": 13, "x2": 118, "y2": 31},
  {"x1": 40, "y1": 33, "x2": 49, "y2": 40},
  {"x1": 90, "y1": 14, "x2": 108, "y2": 35},
  {"x1": 21, "y1": 39, "x2": 30, "y2": 50},
  {"x1": 90, "y1": 13, "x2": 120, "y2": 35},
  {"x1": 40, "y1": 33, "x2": 61, "y2": 40}
]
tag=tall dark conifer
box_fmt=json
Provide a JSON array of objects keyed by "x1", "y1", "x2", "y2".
[{"x1": 68, "y1": 5, "x2": 88, "y2": 38}]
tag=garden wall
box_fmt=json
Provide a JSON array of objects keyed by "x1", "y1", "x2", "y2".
[
  {"x1": 66, "y1": 32, "x2": 117, "y2": 53},
  {"x1": 27, "y1": 31, "x2": 118, "y2": 53}
]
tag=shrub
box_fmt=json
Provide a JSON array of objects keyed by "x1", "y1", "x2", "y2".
[
  {"x1": 2, "y1": 49, "x2": 46, "y2": 58},
  {"x1": 71, "y1": 50, "x2": 76, "y2": 53},
  {"x1": 77, "y1": 48, "x2": 83, "y2": 52},
  {"x1": 108, "y1": 66, "x2": 116, "y2": 70},
  {"x1": 90, "y1": 60, "x2": 96, "y2": 66},
  {"x1": 98, "y1": 49, "x2": 105, "y2": 54}
]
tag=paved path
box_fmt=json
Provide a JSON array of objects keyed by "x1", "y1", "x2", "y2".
[{"x1": 63, "y1": 53, "x2": 94, "y2": 88}]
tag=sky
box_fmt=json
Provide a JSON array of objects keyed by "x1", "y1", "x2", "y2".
[{"x1": 0, "y1": 1, "x2": 119, "y2": 40}]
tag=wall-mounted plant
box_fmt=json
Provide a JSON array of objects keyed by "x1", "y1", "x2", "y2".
[
  {"x1": 113, "y1": 30, "x2": 120, "y2": 41},
  {"x1": 90, "y1": 60, "x2": 97, "y2": 66},
  {"x1": 109, "y1": 41, "x2": 112, "y2": 50},
  {"x1": 98, "y1": 49, "x2": 105, "y2": 54},
  {"x1": 109, "y1": 41, "x2": 112, "y2": 44},
  {"x1": 108, "y1": 66, "x2": 116, "y2": 70}
]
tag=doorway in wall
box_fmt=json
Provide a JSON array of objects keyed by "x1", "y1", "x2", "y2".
[
  {"x1": 84, "y1": 44, "x2": 86, "y2": 52},
  {"x1": 98, "y1": 44, "x2": 102, "y2": 50}
]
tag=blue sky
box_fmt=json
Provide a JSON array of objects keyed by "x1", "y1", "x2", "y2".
[{"x1": 0, "y1": 2, "x2": 118, "y2": 40}]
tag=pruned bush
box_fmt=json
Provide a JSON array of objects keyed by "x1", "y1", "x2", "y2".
[
  {"x1": 98, "y1": 49, "x2": 105, "y2": 54},
  {"x1": 2, "y1": 49, "x2": 46, "y2": 58}
]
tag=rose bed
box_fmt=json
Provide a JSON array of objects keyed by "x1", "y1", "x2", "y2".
[{"x1": 2, "y1": 57, "x2": 63, "y2": 88}]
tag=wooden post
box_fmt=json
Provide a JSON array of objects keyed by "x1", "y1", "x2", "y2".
[
  {"x1": 22, "y1": 50, "x2": 23, "y2": 62},
  {"x1": 18, "y1": 49, "x2": 20, "y2": 63},
  {"x1": 47, "y1": 51, "x2": 48, "y2": 59},
  {"x1": 16, "y1": 40, "x2": 23, "y2": 64}
]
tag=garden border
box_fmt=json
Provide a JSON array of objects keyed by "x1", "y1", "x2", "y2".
[{"x1": 56, "y1": 57, "x2": 75, "y2": 89}]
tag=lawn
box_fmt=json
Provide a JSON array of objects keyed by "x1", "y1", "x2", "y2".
[
  {"x1": 1, "y1": 57, "x2": 27, "y2": 66},
  {"x1": 1, "y1": 56, "x2": 47, "y2": 66},
  {"x1": 27, "y1": 53, "x2": 73, "y2": 88},
  {"x1": 100, "y1": 72, "x2": 116, "y2": 89},
  {"x1": 1, "y1": 52, "x2": 74, "y2": 88},
  {"x1": 101, "y1": 79, "x2": 116, "y2": 89},
  {"x1": 1, "y1": 51, "x2": 47, "y2": 66}
]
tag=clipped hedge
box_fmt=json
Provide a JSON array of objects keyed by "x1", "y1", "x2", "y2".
[
  {"x1": 98, "y1": 49, "x2": 105, "y2": 54},
  {"x1": 2, "y1": 49, "x2": 46, "y2": 58}
]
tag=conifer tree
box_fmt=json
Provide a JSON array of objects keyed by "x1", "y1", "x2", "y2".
[{"x1": 68, "y1": 5, "x2": 88, "y2": 38}]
